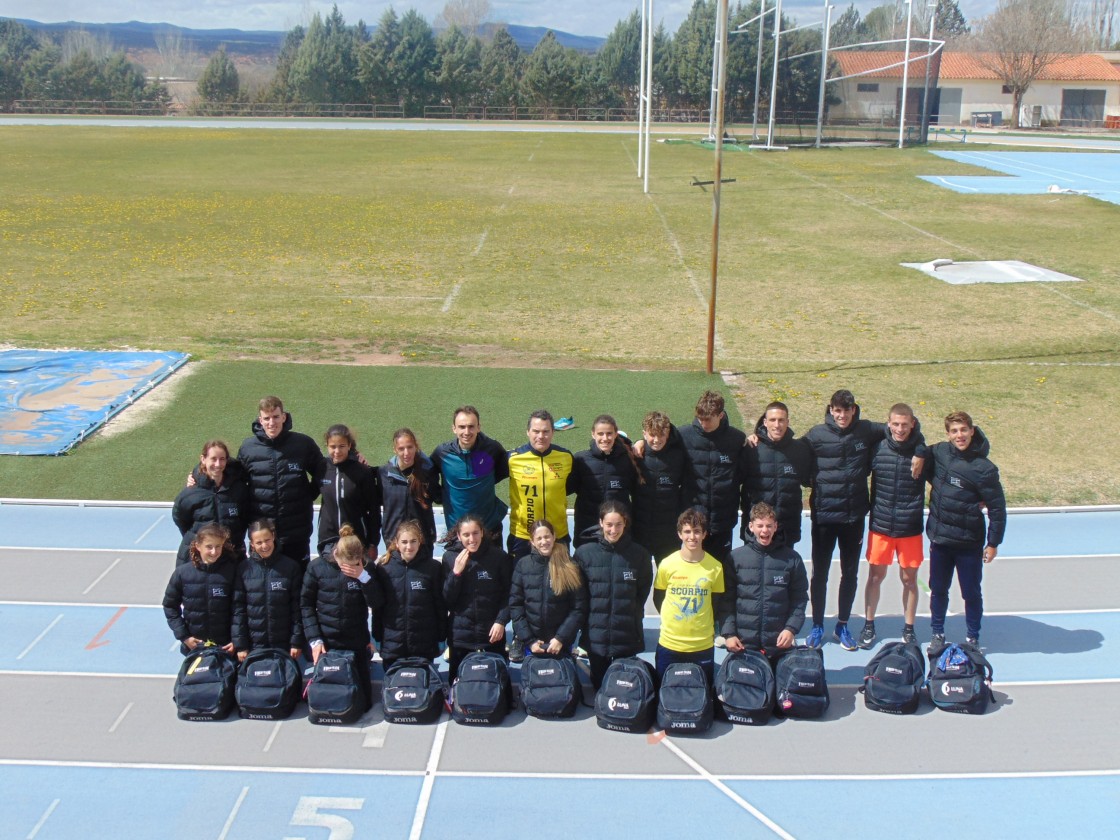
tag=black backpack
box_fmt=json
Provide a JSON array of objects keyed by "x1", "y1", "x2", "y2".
[
  {"x1": 520, "y1": 655, "x2": 582, "y2": 719},
  {"x1": 174, "y1": 647, "x2": 238, "y2": 721},
  {"x1": 715, "y1": 650, "x2": 775, "y2": 725},
  {"x1": 927, "y1": 644, "x2": 995, "y2": 714},
  {"x1": 451, "y1": 651, "x2": 514, "y2": 726},
  {"x1": 382, "y1": 658, "x2": 445, "y2": 724},
  {"x1": 306, "y1": 649, "x2": 365, "y2": 725},
  {"x1": 656, "y1": 662, "x2": 713, "y2": 734},
  {"x1": 860, "y1": 642, "x2": 925, "y2": 714},
  {"x1": 774, "y1": 646, "x2": 830, "y2": 719},
  {"x1": 594, "y1": 656, "x2": 657, "y2": 734},
  {"x1": 235, "y1": 648, "x2": 302, "y2": 720}
]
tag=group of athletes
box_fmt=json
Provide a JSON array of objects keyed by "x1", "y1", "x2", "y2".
[{"x1": 164, "y1": 388, "x2": 1007, "y2": 711}]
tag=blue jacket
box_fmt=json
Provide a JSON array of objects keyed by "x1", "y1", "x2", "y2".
[{"x1": 430, "y1": 432, "x2": 509, "y2": 532}]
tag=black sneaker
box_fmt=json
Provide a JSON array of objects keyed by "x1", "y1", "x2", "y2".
[
  {"x1": 508, "y1": 638, "x2": 525, "y2": 663},
  {"x1": 858, "y1": 623, "x2": 877, "y2": 650},
  {"x1": 901, "y1": 627, "x2": 917, "y2": 644},
  {"x1": 963, "y1": 636, "x2": 980, "y2": 650},
  {"x1": 929, "y1": 633, "x2": 946, "y2": 652}
]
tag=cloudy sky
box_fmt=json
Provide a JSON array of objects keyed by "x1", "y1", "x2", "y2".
[{"x1": 0, "y1": 1, "x2": 993, "y2": 37}]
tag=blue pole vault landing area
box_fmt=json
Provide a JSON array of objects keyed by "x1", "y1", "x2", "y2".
[
  {"x1": 921, "y1": 150, "x2": 1120, "y2": 205},
  {"x1": 0, "y1": 349, "x2": 189, "y2": 456}
]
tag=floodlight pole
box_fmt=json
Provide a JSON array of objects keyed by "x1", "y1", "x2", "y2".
[
  {"x1": 707, "y1": 0, "x2": 730, "y2": 375},
  {"x1": 898, "y1": 0, "x2": 913, "y2": 149},
  {"x1": 815, "y1": 1, "x2": 833, "y2": 148},
  {"x1": 643, "y1": 0, "x2": 654, "y2": 193},
  {"x1": 638, "y1": 0, "x2": 649, "y2": 177},
  {"x1": 753, "y1": 1, "x2": 766, "y2": 140},
  {"x1": 766, "y1": 0, "x2": 783, "y2": 148}
]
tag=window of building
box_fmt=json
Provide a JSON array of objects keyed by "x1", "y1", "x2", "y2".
[
  {"x1": 857, "y1": 82, "x2": 880, "y2": 93},
  {"x1": 1002, "y1": 85, "x2": 1012, "y2": 94}
]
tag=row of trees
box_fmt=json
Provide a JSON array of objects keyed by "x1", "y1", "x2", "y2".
[{"x1": 0, "y1": 19, "x2": 167, "y2": 109}]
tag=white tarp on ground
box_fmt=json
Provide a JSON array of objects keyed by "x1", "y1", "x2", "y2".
[{"x1": 901, "y1": 259, "x2": 1083, "y2": 285}]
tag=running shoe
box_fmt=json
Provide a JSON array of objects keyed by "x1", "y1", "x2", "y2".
[
  {"x1": 508, "y1": 639, "x2": 525, "y2": 663},
  {"x1": 929, "y1": 633, "x2": 946, "y2": 652},
  {"x1": 901, "y1": 627, "x2": 917, "y2": 645},
  {"x1": 805, "y1": 624, "x2": 825, "y2": 649},
  {"x1": 963, "y1": 636, "x2": 980, "y2": 650},
  {"x1": 858, "y1": 622, "x2": 877, "y2": 650},
  {"x1": 835, "y1": 624, "x2": 858, "y2": 651}
]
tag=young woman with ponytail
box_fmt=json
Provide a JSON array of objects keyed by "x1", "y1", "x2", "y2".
[
  {"x1": 508, "y1": 519, "x2": 588, "y2": 659},
  {"x1": 372, "y1": 521, "x2": 445, "y2": 672},
  {"x1": 379, "y1": 428, "x2": 440, "y2": 548}
]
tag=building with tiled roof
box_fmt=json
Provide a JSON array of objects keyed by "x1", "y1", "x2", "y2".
[{"x1": 828, "y1": 50, "x2": 1120, "y2": 127}]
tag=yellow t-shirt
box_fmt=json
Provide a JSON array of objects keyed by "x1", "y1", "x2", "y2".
[{"x1": 654, "y1": 551, "x2": 725, "y2": 653}]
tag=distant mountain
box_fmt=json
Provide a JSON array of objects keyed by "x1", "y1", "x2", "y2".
[{"x1": 6, "y1": 18, "x2": 605, "y2": 59}]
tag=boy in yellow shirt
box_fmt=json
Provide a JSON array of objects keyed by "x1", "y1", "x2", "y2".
[{"x1": 653, "y1": 508, "x2": 728, "y2": 684}]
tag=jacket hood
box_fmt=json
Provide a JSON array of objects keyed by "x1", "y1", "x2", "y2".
[
  {"x1": 883, "y1": 416, "x2": 923, "y2": 456},
  {"x1": 950, "y1": 425, "x2": 991, "y2": 460},
  {"x1": 754, "y1": 414, "x2": 796, "y2": 448},
  {"x1": 582, "y1": 526, "x2": 633, "y2": 551},
  {"x1": 252, "y1": 411, "x2": 294, "y2": 445}
]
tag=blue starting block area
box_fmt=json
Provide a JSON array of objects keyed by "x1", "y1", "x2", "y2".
[{"x1": 921, "y1": 150, "x2": 1120, "y2": 206}]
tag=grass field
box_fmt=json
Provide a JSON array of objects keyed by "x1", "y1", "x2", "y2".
[{"x1": 1, "y1": 122, "x2": 1117, "y2": 504}]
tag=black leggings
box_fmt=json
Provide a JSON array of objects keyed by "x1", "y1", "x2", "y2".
[{"x1": 809, "y1": 520, "x2": 865, "y2": 626}]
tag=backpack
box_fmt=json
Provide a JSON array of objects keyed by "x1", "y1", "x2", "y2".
[
  {"x1": 927, "y1": 644, "x2": 995, "y2": 715},
  {"x1": 715, "y1": 650, "x2": 775, "y2": 726},
  {"x1": 520, "y1": 655, "x2": 582, "y2": 719},
  {"x1": 656, "y1": 662, "x2": 713, "y2": 734},
  {"x1": 594, "y1": 656, "x2": 657, "y2": 734},
  {"x1": 774, "y1": 647, "x2": 830, "y2": 719},
  {"x1": 235, "y1": 648, "x2": 302, "y2": 720},
  {"x1": 382, "y1": 658, "x2": 445, "y2": 724},
  {"x1": 860, "y1": 642, "x2": 925, "y2": 715},
  {"x1": 174, "y1": 647, "x2": 238, "y2": 721},
  {"x1": 306, "y1": 649, "x2": 365, "y2": 725},
  {"x1": 451, "y1": 651, "x2": 513, "y2": 726}
]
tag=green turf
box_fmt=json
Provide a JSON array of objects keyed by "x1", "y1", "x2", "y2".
[
  {"x1": 1, "y1": 123, "x2": 1117, "y2": 504},
  {"x1": 0, "y1": 361, "x2": 729, "y2": 502}
]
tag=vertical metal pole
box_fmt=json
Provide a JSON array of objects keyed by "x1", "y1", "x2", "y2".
[
  {"x1": 708, "y1": 2, "x2": 724, "y2": 141},
  {"x1": 921, "y1": 0, "x2": 937, "y2": 142},
  {"x1": 815, "y1": 2, "x2": 833, "y2": 148},
  {"x1": 638, "y1": 0, "x2": 649, "y2": 175},
  {"x1": 766, "y1": 0, "x2": 783, "y2": 147},
  {"x1": 643, "y1": 0, "x2": 655, "y2": 193},
  {"x1": 752, "y1": 0, "x2": 765, "y2": 140},
  {"x1": 898, "y1": 0, "x2": 913, "y2": 148},
  {"x1": 707, "y1": 0, "x2": 730, "y2": 375}
]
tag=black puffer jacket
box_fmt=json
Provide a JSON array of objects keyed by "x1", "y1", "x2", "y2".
[
  {"x1": 569, "y1": 439, "x2": 639, "y2": 545},
  {"x1": 632, "y1": 424, "x2": 692, "y2": 559},
  {"x1": 373, "y1": 550, "x2": 445, "y2": 660},
  {"x1": 172, "y1": 462, "x2": 252, "y2": 565},
  {"x1": 868, "y1": 423, "x2": 928, "y2": 538},
  {"x1": 232, "y1": 550, "x2": 305, "y2": 651},
  {"x1": 379, "y1": 454, "x2": 440, "y2": 547},
  {"x1": 301, "y1": 555, "x2": 380, "y2": 651},
  {"x1": 441, "y1": 542, "x2": 512, "y2": 649},
  {"x1": 741, "y1": 417, "x2": 813, "y2": 545},
  {"x1": 238, "y1": 413, "x2": 323, "y2": 544},
  {"x1": 163, "y1": 551, "x2": 238, "y2": 647},
  {"x1": 721, "y1": 534, "x2": 809, "y2": 651},
  {"x1": 509, "y1": 551, "x2": 588, "y2": 647},
  {"x1": 574, "y1": 529, "x2": 653, "y2": 658},
  {"x1": 679, "y1": 414, "x2": 746, "y2": 537},
  {"x1": 925, "y1": 428, "x2": 1007, "y2": 549},
  {"x1": 316, "y1": 454, "x2": 382, "y2": 553},
  {"x1": 805, "y1": 405, "x2": 886, "y2": 525}
]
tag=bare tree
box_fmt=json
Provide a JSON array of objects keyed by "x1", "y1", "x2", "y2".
[
  {"x1": 154, "y1": 29, "x2": 201, "y2": 79},
  {"x1": 436, "y1": 0, "x2": 492, "y2": 37},
  {"x1": 972, "y1": 0, "x2": 1084, "y2": 127},
  {"x1": 1071, "y1": 0, "x2": 1118, "y2": 47},
  {"x1": 60, "y1": 29, "x2": 114, "y2": 63}
]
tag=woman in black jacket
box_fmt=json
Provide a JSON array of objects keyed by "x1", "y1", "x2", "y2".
[
  {"x1": 301, "y1": 524, "x2": 381, "y2": 712},
  {"x1": 232, "y1": 519, "x2": 305, "y2": 662},
  {"x1": 379, "y1": 428, "x2": 440, "y2": 548},
  {"x1": 509, "y1": 519, "x2": 588, "y2": 659},
  {"x1": 317, "y1": 424, "x2": 382, "y2": 559},
  {"x1": 163, "y1": 523, "x2": 239, "y2": 655},
  {"x1": 569, "y1": 414, "x2": 641, "y2": 547},
  {"x1": 373, "y1": 520, "x2": 445, "y2": 671},
  {"x1": 574, "y1": 500, "x2": 654, "y2": 689},
  {"x1": 172, "y1": 440, "x2": 251, "y2": 565},
  {"x1": 441, "y1": 513, "x2": 512, "y2": 680}
]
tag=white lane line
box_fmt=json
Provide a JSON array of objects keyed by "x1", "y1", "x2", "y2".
[
  {"x1": 26, "y1": 798, "x2": 60, "y2": 839},
  {"x1": 134, "y1": 514, "x2": 165, "y2": 545},
  {"x1": 408, "y1": 719, "x2": 449, "y2": 840},
  {"x1": 81, "y1": 558, "x2": 122, "y2": 596},
  {"x1": 217, "y1": 786, "x2": 249, "y2": 840},
  {"x1": 508, "y1": 185, "x2": 515, "y2": 195},
  {"x1": 17, "y1": 614, "x2": 63, "y2": 660},
  {"x1": 659, "y1": 736, "x2": 797, "y2": 839},
  {"x1": 108, "y1": 702, "x2": 133, "y2": 733},
  {"x1": 441, "y1": 281, "x2": 464, "y2": 313},
  {"x1": 0, "y1": 671, "x2": 176, "y2": 679},
  {"x1": 170, "y1": 641, "x2": 181, "y2": 652},
  {"x1": 473, "y1": 228, "x2": 489, "y2": 256},
  {"x1": 262, "y1": 721, "x2": 283, "y2": 753}
]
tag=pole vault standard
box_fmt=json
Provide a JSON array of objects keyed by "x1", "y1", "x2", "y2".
[
  {"x1": 706, "y1": 0, "x2": 730, "y2": 375},
  {"x1": 637, "y1": 0, "x2": 655, "y2": 193}
]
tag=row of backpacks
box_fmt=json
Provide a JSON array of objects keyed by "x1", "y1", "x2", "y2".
[{"x1": 173, "y1": 641, "x2": 994, "y2": 727}]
